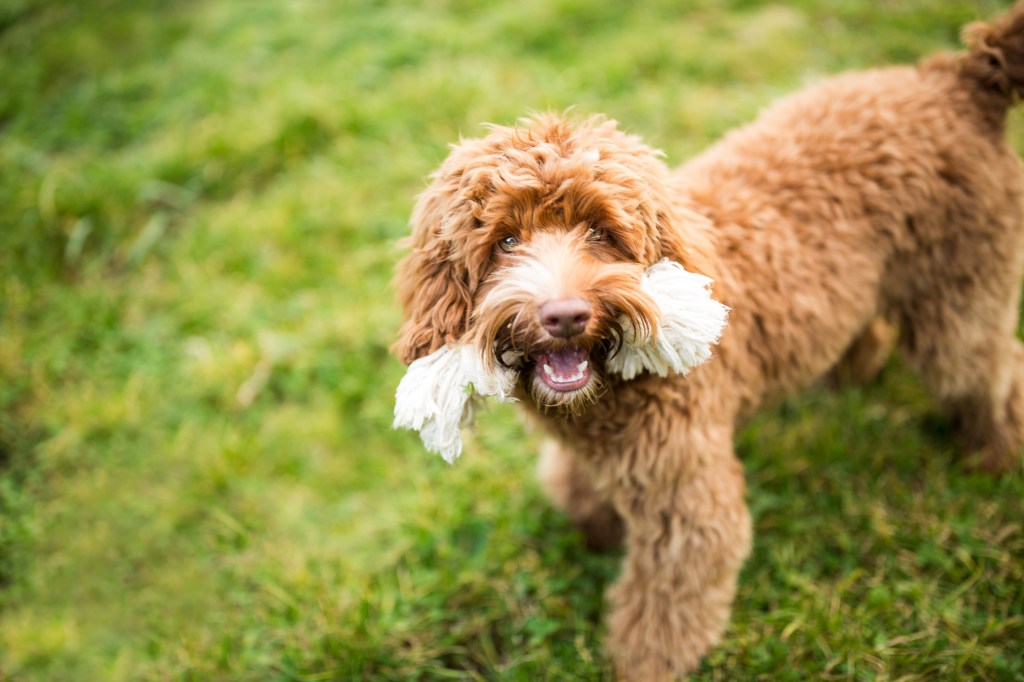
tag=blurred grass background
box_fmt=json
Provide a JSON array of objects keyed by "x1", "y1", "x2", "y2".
[{"x1": 1, "y1": 0, "x2": 1023, "y2": 679}]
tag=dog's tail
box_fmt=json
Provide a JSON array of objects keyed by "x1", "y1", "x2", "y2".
[{"x1": 959, "y1": 1, "x2": 1024, "y2": 115}]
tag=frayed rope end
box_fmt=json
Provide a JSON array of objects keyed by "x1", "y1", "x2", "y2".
[
  {"x1": 605, "y1": 259, "x2": 729, "y2": 380},
  {"x1": 393, "y1": 344, "x2": 517, "y2": 463}
]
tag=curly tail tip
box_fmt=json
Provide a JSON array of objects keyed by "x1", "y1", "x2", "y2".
[{"x1": 962, "y1": 0, "x2": 1024, "y2": 102}]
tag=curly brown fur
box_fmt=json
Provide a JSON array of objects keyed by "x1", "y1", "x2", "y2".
[{"x1": 395, "y1": 3, "x2": 1024, "y2": 679}]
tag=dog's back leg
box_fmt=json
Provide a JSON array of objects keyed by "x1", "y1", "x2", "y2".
[
  {"x1": 896, "y1": 237, "x2": 1024, "y2": 473},
  {"x1": 827, "y1": 316, "x2": 897, "y2": 388}
]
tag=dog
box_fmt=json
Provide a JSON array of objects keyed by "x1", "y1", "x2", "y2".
[{"x1": 394, "y1": 4, "x2": 1024, "y2": 679}]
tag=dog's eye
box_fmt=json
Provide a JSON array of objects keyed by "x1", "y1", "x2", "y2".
[
  {"x1": 588, "y1": 227, "x2": 608, "y2": 242},
  {"x1": 497, "y1": 236, "x2": 519, "y2": 253}
]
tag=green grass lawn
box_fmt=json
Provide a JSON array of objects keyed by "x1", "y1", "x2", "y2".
[{"x1": 2, "y1": 0, "x2": 1023, "y2": 679}]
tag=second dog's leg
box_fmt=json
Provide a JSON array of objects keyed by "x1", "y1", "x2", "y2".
[
  {"x1": 538, "y1": 438, "x2": 624, "y2": 551},
  {"x1": 604, "y1": 429, "x2": 752, "y2": 681}
]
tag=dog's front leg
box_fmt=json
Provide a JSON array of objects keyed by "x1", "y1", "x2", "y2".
[
  {"x1": 604, "y1": 431, "x2": 751, "y2": 681},
  {"x1": 538, "y1": 438, "x2": 625, "y2": 551}
]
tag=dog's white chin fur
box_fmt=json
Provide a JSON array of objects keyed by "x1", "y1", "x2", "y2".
[{"x1": 394, "y1": 259, "x2": 728, "y2": 463}]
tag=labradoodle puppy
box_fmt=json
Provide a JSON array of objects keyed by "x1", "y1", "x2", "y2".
[{"x1": 394, "y1": 4, "x2": 1024, "y2": 679}]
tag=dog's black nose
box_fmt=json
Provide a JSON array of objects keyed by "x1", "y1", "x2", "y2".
[{"x1": 539, "y1": 298, "x2": 592, "y2": 338}]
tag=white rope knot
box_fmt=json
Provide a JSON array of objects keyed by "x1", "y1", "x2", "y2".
[
  {"x1": 604, "y1": 259, "x2": 729, "y2": 380},
  {"x1": 393, "y1": 345, "x2": 516, "y2": 464}
]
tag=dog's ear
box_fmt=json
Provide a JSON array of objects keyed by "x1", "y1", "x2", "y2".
[
  {"x1": 394, "y1": 164, "x2": 477, "y2": 365},
  {"x1": 656, "y1": 202, "x2": 727, "y2": 301},
  {"x1": 588, "y1": 121, "x2": 723, "y2": 291}
]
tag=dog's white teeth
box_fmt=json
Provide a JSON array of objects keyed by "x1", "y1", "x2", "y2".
[{"x1": 542, "y1": 361, "x2": 587, "y2": 384}]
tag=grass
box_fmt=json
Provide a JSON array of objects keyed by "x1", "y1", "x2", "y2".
[{"x1": 1, "y1": 0, "x2": 1022, "y2": 679}]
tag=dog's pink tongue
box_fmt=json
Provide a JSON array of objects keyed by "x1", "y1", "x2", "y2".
[
  {"x1": 546, "y1": 347, "x2": 586, "y2": 374},
  {"x1": 536, "y1": 347, "x2": 590, "y2": 391}
]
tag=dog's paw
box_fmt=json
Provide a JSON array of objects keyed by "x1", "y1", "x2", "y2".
[{"x1": 606, "y1": 592, "x2": 720, "y2": 681}]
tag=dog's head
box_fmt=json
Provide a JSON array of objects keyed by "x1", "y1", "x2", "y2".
[{"x1": 395, "y1": 114, "x2": 723, "y2": 412}]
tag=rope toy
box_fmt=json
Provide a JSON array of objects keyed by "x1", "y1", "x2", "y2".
[{"x1": 394, "y1": 259, "x2": 728, "y2": 463}]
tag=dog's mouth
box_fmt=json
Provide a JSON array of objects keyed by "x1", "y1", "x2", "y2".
[
  {"x1": 489, "y1": 315, "x2": 621, "y2": 408},
  {"x1": 533, "y1": 345, "x2": 591, "y2": 392}
]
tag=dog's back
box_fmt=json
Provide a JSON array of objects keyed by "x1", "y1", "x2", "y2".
[{"x1": 678, "y1": 2, "x2": 1024, "y2": 269}]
